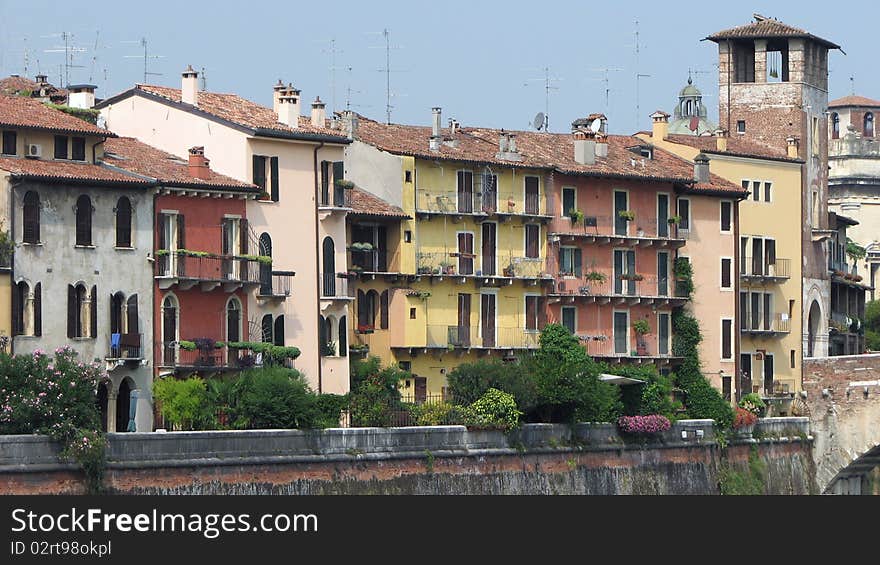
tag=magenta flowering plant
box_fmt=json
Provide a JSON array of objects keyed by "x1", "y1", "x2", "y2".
[{"x1": 617, "y1": 414, "x2": 671, "y2": 434}]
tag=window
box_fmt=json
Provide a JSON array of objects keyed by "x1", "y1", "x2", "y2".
[
  {"x1": 812, "y1": 117, "x2": 820, "y2": 155},
  {"x1": 524, "y1": 176, "x2": 539, "y2": 215},
  {"x1": 456, "y1": 170, "x2": 474, "y2": 213},
  {"x1": 525, "y1": 296, "x2": 540, "y2": 331},
  {"x1": 658, "y1": 312, "x2": 670, "y2": 355},
  {"x1": 252, "y1": 155, "x2": 267, "y2": 192},
  {"x1": 721, "y1": 319, "x2": 733, "y2": 360},
  {"x1": 226, "y1": 297, "x2": 242, "y2": 342},
  {"x1": 321, "y1": 236, "x2": 336, "y2": 296},
  {"x1": 115, "y1": 197, "x2": 132, "y2": 247},
  {"x1": 274, "y1": 315, "x2": 285, "y2": 346},
  {"x1": 67, "y1": 283, "x2": 96, "y2": 338},
  {"x1": 751, "y1": 180, "x2": 760, "y2": 202},
  {"x1": 54, "y1": 135, "x2": 68, "y2": 159},
  {"x1": 831, "y1": 113, "x2": 840, "y2": 139},
  {"x1": 677, "y1": 198, "x2": 690, "y2": 231},
  {"x1": 720, "y1": 201, "x2": 732, "y2": 232},
  {"x1": 404, "y1": 230, "x2": 412, "y2": 243},
  {"x1": 736, "y1": 120, "x2": 746, "y2": 134},
  {"x1": 1, "y1": 130, "x2": 15, "y2": 155},
  {"x1": 733, "y1": 42, "x2": 755, "y2": 83},
  {"x1": 562, "y1": 187, "x2": 576, "y2": 219},
  {"x1": 12, "y1": 281, "x2": 40, "y2": 337},
  {"x1": 525, "y1": 224, "x2": 539, "y2": 259},
  {"x1": 357, "y1": 289, "x2": 379, "y2": 330},
  {"x1": 410, "y1": 308, "x2": 416, "y2": 320},
  {"x1": 790, "y1": 349, "x2": 796, "y2": 369},
  {"x1": 380, "y1": 290, "x2": 389, "y2": 330},
  {"x1": 269, "y1": 156, "x2": 279, "y2": 202},
  {"x1": 613, "y1": 311, "x2": 628, "y2": 354},
  {"x1": 457, "y1": 232, "x2": 474, "y2": 275},
  {"x1": 261, "y1": 314, "x2": 273, "y2": 343},
  {"x1": 71, "y1": 137, "x2": 85, "y2": 161},
  {"x1": 721, "y1": 258, "x2": 732, "y2": 289},
  {"x1": 865, "y1": 113, "x2": 874, "y2": 138},
  {"x1": 404, "y1": 170, "x2": 412, "y2": 183},
  {"x1": 763, "y1": 182, "x2": 772, "y2": 202},
  {"x1": 559, "y1": 247, "x2": 581, "y2": 277},
  {"x1": 337, "y1": 316, "x2": 346, "y2": 354},
  {"x1": 22, "y1": 191, "x2": 40, "y2": 244},
  {"x1": 561, "y1": 306, "x2": 576, "y2": 334},
  {"x1": 75, "y1": 195, "x2": 92, "y2": 246}
]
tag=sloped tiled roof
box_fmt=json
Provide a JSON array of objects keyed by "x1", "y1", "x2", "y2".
[
  {"x1": 0, "y1": 155, "x2": 149, "y2": 186},
  {"x1": 662, "y1": 133, "x2": 802, "y2": 163},
  {"x1": 705, "y1": 16, "x2": 839, "y2": 49},
  {"x1": 349, "y1": 186, "x2": 408, "y2": 218},
  {"x1": 829, "y1": 95, "x2": 880, "y2": 108},
  {"x1": 0, "y1": 93, "x2": 111, "y2": 136},
  {"x1": 100, "y1": 84, "x2": 348, "y2": 142},
  {"x1": 103, "y1": 137, "x2": 258, "y2": 191},
  {"x1": 0, "y1": 75, "x2": 68, "y2": 102}
]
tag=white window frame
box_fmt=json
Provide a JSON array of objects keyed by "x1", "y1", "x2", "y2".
[
  {"x1": 720, "y1": 256, "x2": 734, "y2": 291},
  {"x1": 720, "y1": 200, "x2": 733, "y2": 233},
  {"x1": 562, "y1": 186, "x2": 577, "y2": 220}
]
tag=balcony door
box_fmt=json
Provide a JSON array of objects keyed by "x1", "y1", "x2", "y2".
[
  {"x1": 456, "y1": 293, "x2": 471, "y2": 346},
  {"x1": 741, "y1": 353, "x2": 753, "y2": 396},
  {"x1": 614, "y1": 190, "x2": 628, "y2": 236},
  {"x1": 763, "y1": 353, "x2": 775, "y2": 396},
  {"x1": 322, "y1": 237, "x2": 336, "y2": 296},
  {"x1": 524, "y1": 176, "x2": 539, "y2": 215},
  {"x1": 458, "y1": 232, "x2": 474, "y2": 275},
  {"x1": 657, "y1": 251, "x2": 669, "y2": 296},
  {"x1": 259, "y1": 233, "x2": 272, "y2": 294},
  {"x1": 457, "y1": 170, "x2": 474, "y2": 213},
  {"x1": 614, "y1": 249, "x2": 636, "y2": 295},
  {"x1": 481, "y1": 223, "x2": 496, "y2": 276},
  {"x1": 481, "y1": 293, "x2": 496, "y2": 348},
  {"x1": 613, "y1": 311, "x2": 629, "y2": 354},
  {"x1": 161, "y1": 295, "x2": 178, "y2": 365},
  {"x1": 657, "y1": 193, "x2": 669, "y2": 237},
  {"x1": 481, "y1": 171, "x2": 497, "y2": 213}
]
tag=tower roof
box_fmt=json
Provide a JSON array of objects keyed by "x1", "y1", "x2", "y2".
[
  {"x1": 829, "y1": 95, "x2": 880, "y2": 109},
  {"x1": 705, "y1": 14, "x2": 840, "y2": 49},
  {"x1": 679, "y1": 77, "x2": 701, "y2": 98}
]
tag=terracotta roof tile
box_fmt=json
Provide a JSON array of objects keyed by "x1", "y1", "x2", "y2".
[
  {"x1": 130, "y1": 84, "x2": 347, "y2": 139},
  {"x1": 829, "y1": 95, "x2": 880, "y2": 108},
  {"x1": 0, "y1": 93, "x2": 110, "y2": 136},
  {"x1": 0, "y1": 156, "x2": 149, "y2": 185},
  {"x1": 662, "y1": 133, "x2": 801, "y2": 162},
  {"x1": 0, "y1": 76, "x2": 68, "y2": 102},
  {"x1": 349, "y1": 186, "x2": 408, "y2": 218},
  {"x1": 103, "y1": 137, "x2": 257, "y2": 190},
  {"x1": 705, "y1": 17, "x2": 839, "y2": 49}
]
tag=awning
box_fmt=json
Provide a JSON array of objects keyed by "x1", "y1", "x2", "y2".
[{"x1": 599, "y1": 374, "x2": 646, "y2": 386}]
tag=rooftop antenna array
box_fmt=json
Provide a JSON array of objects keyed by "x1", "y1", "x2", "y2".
[
  {"x1": 368, "y1": 28, "x2": 405, "y2": 124},
  {"x1": 627, "y1": 20, "x2": 649, "y2": 129},
  {"x1": 589, "y1": 67, "x2": 624, "y2": 113},
  {"x1": 122, "y1": 37, "x2": 164, "y2": 84},
  {"x1": 524, "y1": 66, "x2": 562, "y2": 132},
  {"x1": 318, "y1": 38, "x2": 344, "y2": 113},
  {"x1": 200, "y1": 67, "x2": 207, "y2": 91},
  {"x1": 531, "y1": 111, "x2": 545, "y2": 132},
  {"x1": 43, "y1": 32, "x2": 86, "y2": 87},
  {"x1": 343, "y1": 66, "x2": 373, "y2": 112}
]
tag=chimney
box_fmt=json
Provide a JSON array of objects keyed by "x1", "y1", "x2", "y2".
[
  {"x1": 786, "y1": 136, "x2": 799, "y2": 158},
  {"x1": 35, "y1": 73, "x2": 47, "y2": 84},
  {"x1": 341, "y1": 110, "x2": 359, "y2": 140},
  {"x1": 595, "y1": 133, "x2": 609, "y2": 158},
  {"x1": 277, "y1": 89, "x2": 300, "y2": 128},
  {"x1": 694, "y1": 153, "x2": 710, "y2": 183},
  {"x1": 650, "y1": 111, "x2": 670, "y2": 141},
  {"x1": 498, "y1": 131, "x2": 509, "y2": 153},
  {"x1": 272, "y1": 80, "x2": 286, "y2": 113},
  {"x1": 508, "y1": 133, "x2": 517, "y2": 153},
  {"x1": 715, "y1": 128, "x2": 728, "y2": 151},
  {"x1": 188, "y1": 146, "x2": 210, "y2": 180},
  {"x1": 67, "y1": 84, "x2": 96, "y2": 109},
  {"x1": 430, "y1": 107, "x2": 442, "y2": 151},
  {"x1": 573, "y1": 129, "x2": 596, "y2": 165},
  {"x1": 181, "y1": 65, "x2": 199, "y2": 106},
  {"x1": 311, "y1": 97, "x2": 326, "y2": 128}
]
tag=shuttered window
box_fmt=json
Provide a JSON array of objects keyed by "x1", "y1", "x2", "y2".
[
  {"x1": 722, "y1": 319, "x2": 732, "y2": 360},
  {"x1": 33, "y1": 283, "x2": 41, "y2": 337},
  {"x1": 338, "y1": 316, "x2": 347, "y2": 355},
  {"x1": 721, "y1": 258, "x2": 732, "y2": 289},
  {"x1": 116, "y1": 197, "x2": 132, "y2": 247},
  {"x1": 525, "y1": 296, "x2": 539, "y2": 331},
  {"x1": 71, "y1": 137, "x2": 86, "y2": 161},
  {"x1": 562, "y1": 187, "x2": 576, "y2": 218},
  {"x1": 1, "y1": 130, "x2": 16, "y2": 155},
  {"x1": 75, "y1": 195, "x2": 92, "y2": 246},
  {"x1": 12, "y1": 281, "x2": 25, "y2": 336},
  {"x1": 23, "y1": 191, "x2": 40, "y2": 244},
  {"x1": 252, "y1": 155, "x2": 267, "y2": 191},
  {"x1": 274, "y1": 315, "x2": 285, "y2": 346},
  {"x1": 270, "y1": 157, "x2": 279, "y2": 202},
  {"x1": 380, "y1": 290, "x2": 389, "y2": 330},
  {"x1": 54, "y1": 135, "x2": 68, "y2": 159},
  {"x1": 720, "y1": 201, "x2": 732, "y2": 232},
  {"x1": 525, "y1": 224, "x2": 539, "y2": 259},
  {"x1": 262, "y1": 314, "x2": 273, "y2": 343}
]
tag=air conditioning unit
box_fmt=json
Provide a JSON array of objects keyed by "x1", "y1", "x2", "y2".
[{"x1": 26, "y1": 144, "x2": 42, "y2": 158}]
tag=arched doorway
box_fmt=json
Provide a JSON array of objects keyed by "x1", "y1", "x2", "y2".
[
  {"x1": 808, "y1": 300, "x2": 821, "y2": 357},
  {"x1": 161, "y1": 294, "x2": 179, "y2": 365},
  {"x1": 259, "y1": 233, "x2": 272, "y2": 295},
  {"x1": 116, "y1": 378, "x2": 133, "y2": 432},
  {"x1": 97, "y1": 381, "x2": 109, "y2": 432}
]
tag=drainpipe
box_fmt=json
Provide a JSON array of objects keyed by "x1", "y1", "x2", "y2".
[
  {"x1": 8, "y1": 179, "x2": 16, "y2": 356},
  {"x1": 91, "y1": 139, "x2": 104, "y2": 165},
  {"x1": 313, "y1": 141, "x2": 325, "y2": 393},
  {"x1": 733, "y1": 196, "x2": 741, "y2": 403}
]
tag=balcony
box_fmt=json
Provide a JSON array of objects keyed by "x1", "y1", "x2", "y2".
[
  {"x1": 349, "y1": 247, "x2": 390, "y2": 273},
  {"x1": 549, "y1": 216, "x2": 687, "y2": 248},
  {"x1": 318, "y1": 183, "x2": 353, "y2": 211},
  {"x1": 106, "y1": 333, "x2": 143, "y2": 366},
  {"x1": 257, "y1": 271, "x2": 294, "y2": 301},
  {"x1": 574, "y1": 333, "x2": 680, "y2": 364},
  {"x1": 422, "y1": 324, "x2": 541, "y2": 350},
  {"x1": 319, "y1": 272, "x2": 355, "y2": 300},
  {"x1": 550, "y1": 272, "x2": 688, "y2": 306},
  {"x1": 740, "y1": 257, "x2": 790, "y2": 283},
  {"x1": 155, "y1": 253, "x2": 262, "y2": 292},
  {"x1": 740, "y1": 311, "x2": 792, "y2": 336},
  {"x1": 829, "y1": 260, "x2": 867, "y2": 287},
  {"x1": 415, "y1": 189, "x2": 550, "y2": 222},
  {"x1": 157, "y1": 342, "x2": 239, "y2": 372},
  {"x1": 415, "y1": 251, "x2": 550, "y2": 285}
]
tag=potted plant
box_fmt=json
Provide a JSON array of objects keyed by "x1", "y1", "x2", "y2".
[
  {"x1": 636, "y1": 226, "x2": 646, "y2": 237},
  {"x1": 732, "y1": 407, "x2": 758, "y2": 437},
  {"x1": 356, "y1": 324, "x2": 375, "y2": 334},
  {"x1": 631, "y1": 273, "x2": 644, "y2": 282},
  {"x1": 321, "y1": 341, "x2": 337, "y2": 356},
  {"x1": 569, "y1": 208, "x2": 585, "y2": 225},
  {"x1": 738, "y1": 392, "x2": 766, "y2": 418},
  {"x1": 633, "y1": 319, "x2": 650, "y2": 336},
  {"x1": 335, "y1": 179, "x2": 355, "y2": 190},
  {"x1": 667, "y1": 215, "x2": 681, "y2": 225},
  {"x1": 585, "y1": 271, "x2": 607, "y2": 283},
  {"x1": 503, "y1": 263, "x2": 516, "y2": 277},
  {"x1": 192, "y1": 337, "x2": 218, "y2": 366},
  {"x1": 618, "y1": 210, "x2": 635, "y2": 222},
  {"x1": 439, "y1": 261, "x2": 455, "y2": 275},
  {"x1": 258, "y1": 191, "x2": 271, "y2": 201}
]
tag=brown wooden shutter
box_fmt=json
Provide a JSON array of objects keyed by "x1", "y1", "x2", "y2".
[
  {"x1": 574, "y1": 249, "x2": 583, "y2": 277},
  {"x1": 221, "y1": 220, "x2": 230, "y2": 255},
  {"x1": 274, "y1": 315, "x2": 285, "y2": 346},
  {"x1": 127, "y1": 295, "x2": 138, "y2": 334},
  {"x1": 239, "y1": 218, "x2": 249, "y2": 255},
  {"x1": 67, "y1": 285, "x2": 76, "y2": 338},
  {"x1": 157, "y1": 214, "x2": 167, "y2": 250},
  {"x1": 33, "y1": 283, "x2": 41, "y2": 337},
  {"x1": 11, "y1": 282, "x2": 20, "y2": 336},
  {"x1": 357, "y1": 289, "x2": 367, "y2": 327},
  {"x1": 270, "y1": 157, "x2": 279, "y2": 202},
  {"x1": 176, "y1": 214, "x2": 185, "y2": 249},
  {"x1": 337, "y1": 316, "x2": 346, "y2": 353},
  {"x1": 380, "y1": 290, "x2": 389, "y2": 330},
  {"x1": 90, "y1": 285, "x2": 97, "y2": 338}
]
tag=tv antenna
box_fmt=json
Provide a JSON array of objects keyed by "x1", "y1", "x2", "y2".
[
  {"x1": 850, "y1": 76, "x2": 855, "y2": 95},
  {"x1": 368, "y1": 28, "x2": 406, "y2": 124},
  {"x1": 316, "y1": 38, "x2": 343, "y2": 113},
  {"x1": 122, "y1": 37, "x2": 164, "y2": 84},
  {"x1": 343, "y1": 66, "x2": 372, "y2": 112},
  {"x1": 200, "y1": 67, "x2": 208, "y2": 91},
  {"x1": 589, "y1": 67, "x2": 624, "y2": 112},
  {"x1": 524, "y1": 66, "x2": 562, "y2": 132},
  {"x1": 43, "y1": 32, "x2": 87, "y2": 87},
  {"x1": 625, "y1": 20, "x2": 648, "y2": 128}
]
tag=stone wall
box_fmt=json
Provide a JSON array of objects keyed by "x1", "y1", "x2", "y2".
[{"x1": 0, "y1": 420, "x2": 814, "y2": 495}]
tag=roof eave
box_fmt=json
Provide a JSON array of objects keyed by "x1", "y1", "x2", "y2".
[
  {"x1": 252, "y1": 127, "x2": 351, "y2": 144},
  {"x1": 9, "y1": 174, "x2": 153, "y2": 188},
  {"x1": 0, "y1": 121, "x2": 116, "y2": 138}
]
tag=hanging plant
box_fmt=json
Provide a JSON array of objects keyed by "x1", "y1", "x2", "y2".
[{"x1": 618, "y1": 210, "x2": 635, "y2": 222}]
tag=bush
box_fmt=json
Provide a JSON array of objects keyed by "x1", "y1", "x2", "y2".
[
  {"x1": 348, "y1": 362, "x2": 408, "y2": 427},
  {"x1": 233, "y1": 368, "x2": 317, "y2": 429},
  {"x1": 314, "y1": 394, "x2": 348, "y2": 428},
  {"x1": 738, "y1": 393, "x2": 766, "y2": 416},
  {"x1": 617, "y1": 414, "x2": 671, "y2": 434},
  {"x1": 409, "y1": 402, "x2": 464, "y2": 426},
  {"x1": 61, "y1": 429, "x2": 107, "y2": 494},
  {"x1": 446, "y1": 359, "x2": 537, "y2": 413},
  {"x1": 464, "y1": 388, "x2": 521, "y2": 431},
  {"x1": 638, "y1": 376, "x2": 681, "y2": 420},
  {"x1": 152, "y1": 376, "x2": 216, "y2": 431}
]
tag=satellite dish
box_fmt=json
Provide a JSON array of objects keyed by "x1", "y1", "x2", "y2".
[
  {"x1": 533, "y1": 112, "x2": 545, "y2": 131},
  {"x1": 589, "y1": 118, "x2": 603, "y2": 133}
]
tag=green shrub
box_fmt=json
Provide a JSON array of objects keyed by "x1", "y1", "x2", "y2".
[
  {"x1": 738, "y1": 393, "x2": 766, "y2": 416},
  {"x1": 466, "y1": 388, "x2": 521, "y2": 431},
  {"x1": 233, "y1": 368, "x2": 317, "y2": 429},
  {"x1": 314, "y1": 393, "x2": 348, "y2": 428},
  {"x1": 446, "y1": 358, "x2": 537, "y2": 412},
  {"x1": 409, "y1": 402, "x2": 463, "y2": 426},
  {"x1": 152, "y1": 376, "x2": 216, "y2": 431},
  {"x1": 348, "y1": 362, "x2": 408, "y2": 427}
]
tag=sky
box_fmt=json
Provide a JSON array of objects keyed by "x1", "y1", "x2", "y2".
[{"x1": 0, "y1": 0, "x2": 875, "y2": 135}]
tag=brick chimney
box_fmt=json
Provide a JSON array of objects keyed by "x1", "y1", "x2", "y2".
[
  {"x1": 181, "y1": 65, "x2": 199, "y2": 106},
  {"x1": 694, "y1": 153, "x2": 710, "y2": 183},
  {"x1": 311, "y1": 97, "x2": 326, "y2": 128},
  {"x1": 188, "y1": 146, "x2": 210, "y2": 180},
  {"x1": 596, "y1": 132, "x2": 609, "y2": 158},
  {"x1": 277, "y1": 85, "x2": 301, "y2": 128},
  {"x1": 715, "y1": 128, "x2": 728, "y2": 151},
  {"x1": 272, "y1": 80, "x2": 286, "y2": 113},
  {"x1": 650, "y1": 110, "x2": 670, "y2": 141}
]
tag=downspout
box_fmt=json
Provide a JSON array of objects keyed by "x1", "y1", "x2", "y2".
[
  {"x1": 313, "y1": 141, "x2": 325, "y2": 393},
  {"x1": 733, "y1": 194, "x2": 742, "y2": 402},
  {"x1": 8, "y1": 178, "x2": 16, "y2": 355}
]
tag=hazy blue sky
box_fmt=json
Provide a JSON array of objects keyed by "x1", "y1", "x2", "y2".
[{"x1": 0, "y1": 1, "x2": 873, "y2": 135}]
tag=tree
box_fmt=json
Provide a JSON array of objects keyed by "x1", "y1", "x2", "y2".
[
  {"x1": 446, "y1": 359, "x2": 537, "y2": 413},
  {"x1": 865, "y1": 300, "x2": 880, "y2": 351}
]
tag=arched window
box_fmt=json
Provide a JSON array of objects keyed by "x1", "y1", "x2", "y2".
[
  {"x1": 325, "y1": 315, "x2": 337, "y2": 356},
  {"x1": 273, "y1": 315, "x2": 285, "y2": 346},
  {"x1": 161, "y1": 294, "x2": 179, "y2": 365},
  {"x1": 685, "y1": 100, "x2": 693, "y2": 116},
  {"x1": 261, "y1": 314, "x2": 273, "y2": 343},
  {"x1": 110, "y1": 292, "x2": 126, "y2": 336},
  {"x1": 366, "y1": 289, "x2": 379, "y2": 329},
  {"x1": 12, "y1": 281, "x2": 28, "y2": 336},
  {"x1": 126, "y1": 294, "x2": 139, "y2": 334},
  {"x1": 226, "y1": 297, "x2": 242, "y2": 342},
  {"x1": 67, "y1": 283, "x2": 94, "y2": 338},
  {"x1": 318, "y1": 315, "x2": 327, "y2": 351},
  {"x1": 831, "y1": 112, "x2": 840, "y2": 139},
  {"x1": 115, "y1": 197, "x2": 132, "y2": 247},
  {"x1": 338, "y1": 315, "x2": 347, "y2": 356},
  {"x1": 259, "y1": 233, "x2": 272, "y2": 295},
  {"x1": 865, "y1": 112, "x2": 875, "y2": 138},
  {"x1": 380, "y1": 289, "x2": 389, "y2": 329},
  {"x1": 22, "y1": 191, "x2": 40, "y2": 244},
  {"x1": 322, "y1": 236, "x2": 336, "y2": 296},
  {"x1": 75, "y1": 195, "x2": 92, "y2": 246}
]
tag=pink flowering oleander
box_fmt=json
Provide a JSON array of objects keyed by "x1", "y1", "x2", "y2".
[{"x1": 617, "y1": 414, "x2": 672, "y2": 434}]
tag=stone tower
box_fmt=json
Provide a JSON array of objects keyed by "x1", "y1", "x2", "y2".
[{"x1": 707, "y1": 14, "x2": 841, "y2": 358}]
